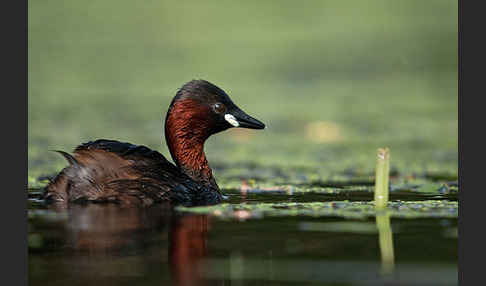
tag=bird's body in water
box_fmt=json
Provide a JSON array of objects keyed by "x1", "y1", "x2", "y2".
[{"x1": 44, "y1": 80, "x2": 265, "y2": 207}]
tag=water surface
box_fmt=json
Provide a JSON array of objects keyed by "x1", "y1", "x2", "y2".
[{"x1": 28, "y1": 188, "x2": 457, "y2": 286}]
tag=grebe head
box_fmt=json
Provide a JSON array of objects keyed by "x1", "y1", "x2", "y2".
[
  {"x1": 164, "y1": 80, "x2": 265, "y2": 186},
  {"x1": 167, "y1": 80, "x2": 265, "y2": 136}
]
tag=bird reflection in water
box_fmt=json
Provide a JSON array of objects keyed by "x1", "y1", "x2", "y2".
[
  {"x1": 169, "y1": 213, "x2": 209, "y2": 286},
  {"x1": 47, "y1": 203, "x2": 212, "y2": 286}
]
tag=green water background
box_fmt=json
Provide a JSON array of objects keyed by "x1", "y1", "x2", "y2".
[{"x1": 28, "y1": 0, "x2": 457, "y2": 186}]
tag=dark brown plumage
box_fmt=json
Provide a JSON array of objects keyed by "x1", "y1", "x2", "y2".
[{"x1": 44, "y1": 80, "x2": 265, "y2": 207}]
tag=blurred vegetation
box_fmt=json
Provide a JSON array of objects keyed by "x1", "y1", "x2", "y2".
[{"x1": 28, "y1": 0, "x2": 457, "y2": 186}]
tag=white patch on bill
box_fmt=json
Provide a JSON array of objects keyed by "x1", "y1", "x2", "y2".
[{"x1": 224, "y1": 114, "x2": 239, "y2": 127}]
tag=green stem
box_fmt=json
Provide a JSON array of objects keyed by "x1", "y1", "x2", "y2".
[{"x1": 374, "y1": 148, "x2": 390, "y2": 209}]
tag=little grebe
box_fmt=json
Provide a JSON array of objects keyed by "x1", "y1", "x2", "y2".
[{"x1": 44, "y1": 80, "x2": 265, "y2": 206}]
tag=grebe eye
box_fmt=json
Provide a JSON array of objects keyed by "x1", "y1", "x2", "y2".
[{"x1": 213, "y1": 103, "x2": 226, "y2": 113}]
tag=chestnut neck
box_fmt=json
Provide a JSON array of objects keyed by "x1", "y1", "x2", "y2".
[{"x1": 165, "y1": 99, "x2": 219, "y2": 191}]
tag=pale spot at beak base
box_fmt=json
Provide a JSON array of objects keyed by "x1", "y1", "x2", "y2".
[{"x1": 224, "y1": 114, "x2": 239, "y2": 127}]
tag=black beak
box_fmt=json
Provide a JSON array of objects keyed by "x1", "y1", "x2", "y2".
[{"x1": 227, "y1": 108, "x2": 266, "y2": 130}]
